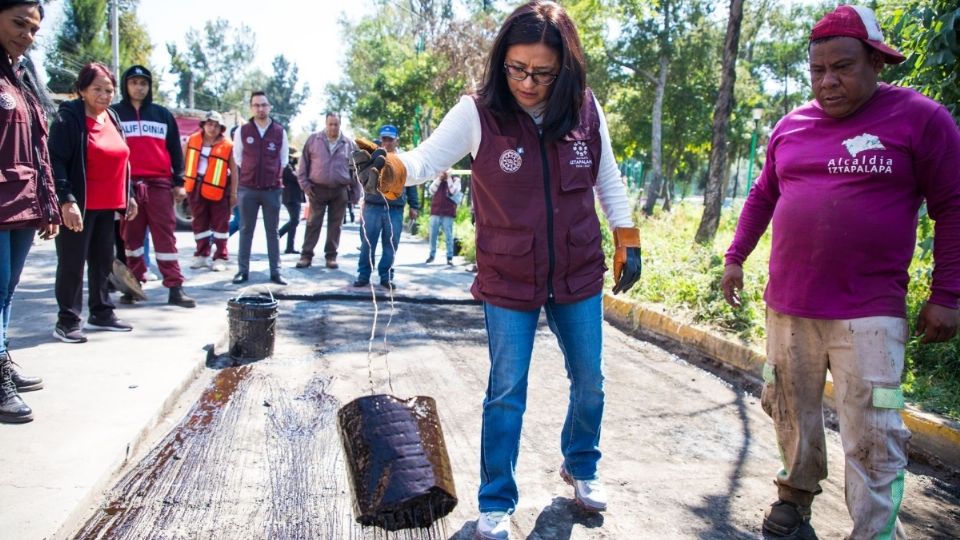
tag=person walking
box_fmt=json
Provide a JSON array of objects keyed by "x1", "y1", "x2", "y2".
[
  {"x1": 352, "y1": 125, "x2": 420, "y2": 289},
  {"x1": 49, "y1": 62, "x2": 138, "y2": 343},
  {"x1": 184, "y1": 111, "x2": 236, "y2": 272},
  {"x1": 295, "y1": 112, "x2": 356, "y2": 270},
  {"x1": 0, "y1": 0, "x2": 60, "y2": 422},
  {"x1": 112, "y1": 65, "x2": 195, "y2": 308},
  {"x1": 278, "y1": 146, "x2": 303, "y2": 254},
  {"x1": 721, "y1": 5, "x2": 960, "y2": 538},
  {"x1": 425, "y1": 171, "x2": 460, "y2": 266},
  {"x1": 351, "y1": 3, "x2": 641, "y2": 537},
  {"x1": 231, "y1": 91, "x2": 287, "y2": 285}
]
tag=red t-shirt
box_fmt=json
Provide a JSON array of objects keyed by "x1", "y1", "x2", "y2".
[{"x1": 84, "y1": 115, "x2": 129, "y2": 210}]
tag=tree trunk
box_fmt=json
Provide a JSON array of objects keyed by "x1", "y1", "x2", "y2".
[
  {"x1": 641, "y1": 53, "x2": 669, "y2": 216},
  {"x1": 695, "y1": 0, "x2": 744, "y2": 245}
]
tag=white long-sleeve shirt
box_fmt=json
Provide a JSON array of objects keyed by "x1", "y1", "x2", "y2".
[{"x1": 397, "y1": 95, "x2": 634, "y2": 228}]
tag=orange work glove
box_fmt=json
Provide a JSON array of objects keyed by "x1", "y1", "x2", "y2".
[{"x1": 353, "y1": 138, "x2": 407, "y2": 201}]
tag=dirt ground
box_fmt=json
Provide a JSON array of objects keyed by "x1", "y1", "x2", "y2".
[{"x1": 75, "y1": 297, "x2": 960, "y2": 539}]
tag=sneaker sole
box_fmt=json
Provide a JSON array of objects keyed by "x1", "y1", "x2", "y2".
[
  {"x1": 52, "y1": 330, "x2": 87, "y2": 343},
  {"x1": 84, "y1": 323, "x2": 133, "y2": 332},
  {"x1": 560, "y1": 468, "x2": 607, "y2": 512}
]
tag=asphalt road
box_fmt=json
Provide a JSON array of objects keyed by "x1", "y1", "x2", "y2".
[{"x1": 74, "y1": 295, "x2": 960, "y2": 539}]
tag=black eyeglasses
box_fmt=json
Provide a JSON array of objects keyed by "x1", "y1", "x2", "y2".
[{"x1": 503, "y1": 63, "x2": 558, "y2": 86}]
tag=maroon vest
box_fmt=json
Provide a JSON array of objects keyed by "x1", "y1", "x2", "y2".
[
  {"x1": 470, "y1": 89, "x2": 605, "y2": 310},
  {"x1": 430, "y1": 180, "x2": 458, "y2": 217},
  {"x1": 239, "y1": 120, "x2": 284, "y2": 189}
]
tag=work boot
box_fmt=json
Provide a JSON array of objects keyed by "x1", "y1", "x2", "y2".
[
  {"x1": 560, "y1": 466, "x2": 607, "y2": 512},
  {"x1": 5, "y1": 352, "x2": 42, "y2": 392},
  {"x1": 295, "y1": 256, "x2": 312, "y2": 268},
  {"x1": 325, "y1": 258, "x2": 339, "y2": 269},
  {"x1": 762, "y1": 500, "x2": 811, "y2": 537},
  {"x1": 168, "y1": 286, "x2": 197, "y2": 308},
  {"x1": 119, "y1": 292, "x2": 137, "y2": 305},
  {"x1": 0, "y1": 353, "x2": 33, "y2": 423}
]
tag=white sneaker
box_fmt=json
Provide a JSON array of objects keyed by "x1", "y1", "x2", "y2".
[
  {"x1": 476, "y1": 511, "x2": 511, "y2": 540},
  {"x1": 190, "y1": 256, "x2": 209, "y2": 269},
  {"x1": 144, "y1": 270, "x2": 160, "y2": 281},
  {"x1": 209, "y1": 260, "x2": 226, "y2": 272},
  {"x1": 560, "y1": 466, "x2": 607, "y2": 512}
]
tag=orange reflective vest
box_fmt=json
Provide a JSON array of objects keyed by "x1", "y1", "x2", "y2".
[{"x1": 184, "y1": 132, "x2": 232, "y2": 201}]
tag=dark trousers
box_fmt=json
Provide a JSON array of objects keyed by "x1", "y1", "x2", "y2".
[
  {"x1": 237, "y1": 186, "x2": 282, "y2": 275},
  {"x1": 55, "y1": 209, "x2": 117, "y2": 326},
  {"x1": 278, "y1": 201, "x2": 301, "y2": 252},
  {"x1": 301, "y1": 185, "x2": 347, "y2": 261}
]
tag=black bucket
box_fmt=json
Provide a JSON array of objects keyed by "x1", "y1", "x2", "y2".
[
  {"x1": 338, "y1": 394, "x2": 458, "y2": 531},
  {"x1": 227, "y1": 295, "x2": 278, "y2": 360}
]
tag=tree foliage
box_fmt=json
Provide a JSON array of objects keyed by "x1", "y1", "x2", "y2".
[
  {"x1": 880, "y1": 0, "x2": 960, "y2": 124},
  {"x1": 167, "y1": 18, "x2": 255, "y2": 111},
  {"x1": 327, "y1": 0, "x2": 498, "y2": 141},
  {"x1": 265, "y1": 54, "x2": 310, "y2": 126},
  {"x1": 45, "y1": 0, "x2": 152, "y2": 93}
]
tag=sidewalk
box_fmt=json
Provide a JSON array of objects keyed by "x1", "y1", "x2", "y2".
[{"x1": 0, "y1": 216, "x2": 472, "y2": 540}]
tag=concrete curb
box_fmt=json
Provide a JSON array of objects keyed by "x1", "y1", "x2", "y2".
[{"x1": 603, "y1": 293, "x2": 960, "y2": 472}]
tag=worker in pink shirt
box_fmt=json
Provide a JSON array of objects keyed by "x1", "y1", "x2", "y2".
[{"x1": 722, "y1": 5, "x2": 960, "y2": 538}]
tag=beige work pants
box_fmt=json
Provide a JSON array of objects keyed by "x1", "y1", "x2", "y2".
[{"x1": 763, "y1": 309, "x2": 910, "y2": 540}]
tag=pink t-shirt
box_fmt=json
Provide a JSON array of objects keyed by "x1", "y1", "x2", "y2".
[{"x1": 726, "y1": 84, "x2": 960, "y2": 319}]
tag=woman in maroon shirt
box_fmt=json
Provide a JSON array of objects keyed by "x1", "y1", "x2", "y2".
[
  {"x1": 0, "y1": 0, "x2": 60, "y2": 423},
  {"x1": 48, "y1": 63, "x2": 138, "y2": 344}
]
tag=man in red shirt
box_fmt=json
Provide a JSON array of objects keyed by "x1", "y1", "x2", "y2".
[{"x1": 111, "y1": 65, "x2": 195, "y2": 307}]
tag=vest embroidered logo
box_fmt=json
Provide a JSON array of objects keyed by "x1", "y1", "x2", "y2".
[
  {"x1": 267, "y1": 142, "x2": 277, "y2": 152},
  {"x1": 499, "y1": 149, "x2": 522, "y2": 173},
  {"x1": 0, "y1": 92, "x2": 16, "y2": 110},
  {"x1": 573, "y1": 141, "x2": 588, "y2": 158},
  {"x1": 569, "y1": 140, "x2": 593, "y2": 169},
  {"x1": 246, "y1": 136, "x2": 255, "y2": 144}
]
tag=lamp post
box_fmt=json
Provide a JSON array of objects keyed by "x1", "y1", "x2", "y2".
[{"x1": 745, "y1": 107, "x2": 763, "y2": 194}]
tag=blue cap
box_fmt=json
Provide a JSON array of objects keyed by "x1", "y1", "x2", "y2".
[{"x1": 379, "y1": 125, "x2": 399, "y2": 139}]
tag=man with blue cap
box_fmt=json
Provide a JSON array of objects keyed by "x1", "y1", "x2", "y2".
[{"x1": 353, "y1": 125, "x2": 420, "y2": 289}]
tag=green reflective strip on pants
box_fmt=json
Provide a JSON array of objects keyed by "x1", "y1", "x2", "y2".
[
  {"x1": 873, "y1": 387, "x2": 905, "y2": 410},
  {"x1": 877, "y1": 469, "x2": 905, "y2": 540},
  {"x1": 762, "y1": 362, "x2": 776, "y2": 384}
]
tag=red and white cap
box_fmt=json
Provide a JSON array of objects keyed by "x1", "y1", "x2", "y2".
[{"x1": 810, "y1": 5, "x2": 906, "y2": 64}]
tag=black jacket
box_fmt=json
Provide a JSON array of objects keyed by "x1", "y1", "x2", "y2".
[
  {"x1": 282, "y1": 162, "x2": 305, "y2": 204},
  {"x1": 48, "y1": 99, "x2": 132, "y2": 214}
]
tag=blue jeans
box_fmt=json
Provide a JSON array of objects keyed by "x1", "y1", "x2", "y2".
[
  {"x1": 228, "y1": 207, "x2": 241, "y2": 236},
  {"x1": 429, "y1": 215, "x2": 454, "y2": 260},
  {"x1": 0, "y1": 229, "x2": 36, "y2": 354},
  {"x1": 479, "y1": 292, "x2": 605, "y2": 512},
  {"x1": 357, "y1": 203, "x2": 403, "y2": 283}
]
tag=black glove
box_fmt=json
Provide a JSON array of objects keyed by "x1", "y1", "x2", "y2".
[
  {"x1": 351, "y1": 148, "x2": 387, "y2": 195},
  {"x1": 613, "y1": 246, "x2": 641, "y2": 294}
]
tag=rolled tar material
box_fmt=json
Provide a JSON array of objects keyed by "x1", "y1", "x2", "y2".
[{"x1": 337, "y1": 394, "x2": 458, "y2": 531}]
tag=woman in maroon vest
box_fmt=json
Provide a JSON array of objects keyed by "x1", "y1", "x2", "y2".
[
  {"x1": 0, "y1": 0, "x2": 60, "y2": 423},
  {"x1": 353, "y1": 2, "x2": 641, "y2": 537}
]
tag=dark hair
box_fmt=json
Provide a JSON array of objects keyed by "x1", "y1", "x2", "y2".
[
  {"x1": 478, "y1": 0, "x2": 586, "y2": 141},
  {"x1": 1, "y1": 2, "x2": 52, "y2": 113},
  {"x1": 325, "y1": 111, "x2": 341, "y2": 121},
  {"x1": 75, "y1": 62, "x2": 116, "y2": 93},
  {"x1": 250, "y1": 90, "x2": 268, "y2": 104}
]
